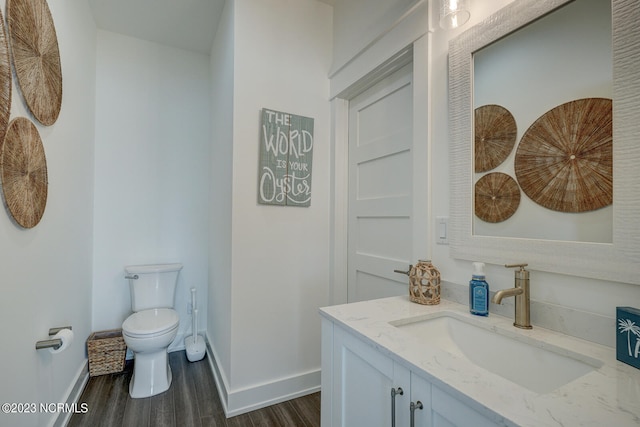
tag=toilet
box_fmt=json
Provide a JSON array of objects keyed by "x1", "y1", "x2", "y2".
[{"x1": 122, "y1": 263, "x2": 182, "y2": 398}]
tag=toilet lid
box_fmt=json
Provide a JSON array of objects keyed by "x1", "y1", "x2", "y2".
[{"x1": 123, "y1": 308, "x2": 179, "y2": 337}]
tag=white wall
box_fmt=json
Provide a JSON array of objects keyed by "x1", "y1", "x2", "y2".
[
  {"x1": 331, "y1": 0, "x2": 419, "y2": 73},
  {"x1": 232, "y1": 0, "x2": 331, "y2": 390},
  {"x1": 208, "y1": 0, "x2": 332, "y2": 415},
  {"x1": 0, "y1": 1, "x2": 96, "y2": 426},
  {"x1": 208, "y1": 0, "x2": 234, "y2": 398},
  {"x1": 92, "y1": 31, "x2": 211, "y2": 352}
]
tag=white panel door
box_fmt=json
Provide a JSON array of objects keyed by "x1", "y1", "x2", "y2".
[{"x1": 348, "y1": 64, "x2": 413, "y2": 302}]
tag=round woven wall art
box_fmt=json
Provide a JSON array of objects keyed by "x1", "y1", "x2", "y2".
[
  {"x1": 515, "y1": 98, "x2": 612, "y2": 213},
  {"x1": 7, "y1": 0, "x2": 62, "y2": 126},
  {"x1": 1, "y1": 117, "x2": 48, "y2": 228},
  {"x1": 475, "y1": 172, "x2": 521, "y2": 223},
  {"x1": 0, "y1": 8, "x2": 12, "y2": 149},
  {"x1": 475, "y1": 104, "x2": 517, "y2": 173}
]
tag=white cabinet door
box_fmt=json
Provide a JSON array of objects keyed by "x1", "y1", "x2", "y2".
[
  {"x1": 410, "y1": 372, "x2": 432, "y2": 427},
  {"x1": 331, "y1": 325, "x2": 410, "y2": 427},
  {"x1": 322, "y1": 320, "x2": 500, "y2": 427},
  {"x1": 431, "y1": 386, "x2": 497, "y2": 427}
]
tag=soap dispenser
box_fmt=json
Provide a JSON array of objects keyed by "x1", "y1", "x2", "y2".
[{"x1": 469, "y1": 262, "x2": 489, "y2": 316}]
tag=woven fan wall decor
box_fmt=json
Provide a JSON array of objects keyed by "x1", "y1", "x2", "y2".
[
  {"x1": 515, "y1": 98, "x2": 612, "y2": 213},
  {"x1": 475, "y1": 172, "x2": 520, "y2": 223},
  {"x1": 1, "y1": 117, "x2": 48, "y2": 228},
  {"x1": 475, "y1": 104, "x2": 517, "y2": 173},
  {"x1": 0, "y1": 8, "x2": 11, "y2": 149},
  {"x1": 7, "y1": 0, "x2": 62, "y2": 126}
]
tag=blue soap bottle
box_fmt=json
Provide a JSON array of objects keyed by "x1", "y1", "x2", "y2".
[{"x1": 469, "y1": 262, "x2": 489, "y2": 316}]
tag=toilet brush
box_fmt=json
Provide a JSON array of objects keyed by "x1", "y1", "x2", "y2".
[{"x1": 185, "y1": 288, "x2": 205, "y2": 362}]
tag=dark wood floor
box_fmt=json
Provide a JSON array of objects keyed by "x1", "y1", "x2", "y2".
[{"x1": 68, "y1": 351, "x2": 321, "y2": 427}]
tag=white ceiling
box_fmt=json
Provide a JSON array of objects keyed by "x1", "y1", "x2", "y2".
[
  {"x1": 88, "y1": 0, "x2": 225, "y2": 54},
  {"x1": 88, "y1": 0, "x2": 334, "y2": 55}
]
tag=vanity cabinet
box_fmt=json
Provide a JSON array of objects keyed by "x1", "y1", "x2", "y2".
[
  {"x1": 321, "y1": 318, "x2": 499, "y2": 427},
  {"x1": 430, "y1": 386, "x2": 497, "y2": 427}
]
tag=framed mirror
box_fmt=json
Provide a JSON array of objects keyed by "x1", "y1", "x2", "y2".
[
  {"x1": 473, "y1": 0, "x2": 612, "y2": 243},
  {"x1": 448, "y1": 0, "x2": 640, "y2": 284}
]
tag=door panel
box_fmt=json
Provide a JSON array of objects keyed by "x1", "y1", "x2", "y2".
[
  {"x1": 357, "y1": 85, "x2": 414, "y2": 145},
  {"x1": 356, "y1": 217, "x2": 411, "y2": 259},
  {"x1": 348, "y1": 64, "x2": 413, "y2": 303},
  {"x1": 357, "y1": 150, "x2": 411, "y2": 199}
]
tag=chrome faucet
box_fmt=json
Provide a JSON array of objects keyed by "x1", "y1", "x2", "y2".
[{"x1": 491, "y1": 264, "x2": 532, "y2": 329}]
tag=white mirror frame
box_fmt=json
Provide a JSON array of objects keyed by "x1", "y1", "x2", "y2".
[{"x1": 449, "y1": 0, "x2": 640, "y2": 285}]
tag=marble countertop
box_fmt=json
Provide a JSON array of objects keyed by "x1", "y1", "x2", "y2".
[{"x1": 320, "y1": 296, "x2": 640, "y2": 427}]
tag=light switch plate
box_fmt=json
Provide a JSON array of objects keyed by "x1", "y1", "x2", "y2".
[{"x1": 436, "y1": 216, "x2": 449, "y2": 245}]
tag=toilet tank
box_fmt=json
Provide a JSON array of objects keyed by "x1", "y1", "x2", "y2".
[{"x1": 125, "y1": 263, "x2": 183, "y2": 312}]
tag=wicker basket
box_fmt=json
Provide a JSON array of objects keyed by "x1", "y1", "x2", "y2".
[{"x1": 87, "y1": 329, "x2": 127, "y2": 377}]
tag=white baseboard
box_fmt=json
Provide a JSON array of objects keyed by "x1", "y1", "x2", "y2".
[
  {"x1": 225, "y1": 371, "x2": 321, "y2": 417},
  {"x1": 204, "y1": 332, "x2": 320, "y2": 418},
  {"x1": 205, "y1": 335, "x2": 230, "y2": 414},
  {"x1": 55, "y1": 359, "x2": 89, "y2": 427}
]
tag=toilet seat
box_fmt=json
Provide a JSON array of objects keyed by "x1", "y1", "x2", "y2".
[{"x1": 122, "y1": 308, "x2": 179, "y2": 338}]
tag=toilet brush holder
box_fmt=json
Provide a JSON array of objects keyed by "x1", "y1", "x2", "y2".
[
  {"x1": 185, "y1": 288, "x2": 205, "y2": 362},
  {"x1": 185, "y1": 304, "x2": 205, "y2": 362},
  {"x1": 185, "y1": 334, "x2": 205, "y2": 362}
]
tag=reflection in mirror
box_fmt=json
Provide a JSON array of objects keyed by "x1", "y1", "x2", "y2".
[
  {"x1": 448, "y1": 0, "x2": 640, "y2": 284},
  {"x1": 472, "y1": 0, "x2": 612, "y2": 243}
]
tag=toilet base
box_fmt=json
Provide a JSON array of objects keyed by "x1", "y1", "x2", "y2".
[{"x1": 129, "y1": 349, "x2": 172, "y2": 398}]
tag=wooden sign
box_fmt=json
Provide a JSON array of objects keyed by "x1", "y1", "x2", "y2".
[{"x1": 258, "y1": 108, "x2": 314, "y2": 206}]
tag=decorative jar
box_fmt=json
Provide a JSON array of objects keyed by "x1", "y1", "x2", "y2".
[{"x1": 408, "y1": 260, "x2": 441, "y2": 305}]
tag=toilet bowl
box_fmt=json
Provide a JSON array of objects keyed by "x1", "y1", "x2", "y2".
[
  {"x1": 122, "y1": 308, "x2": 179, "y2": 398},
  {"x1": 122, "y1": 263, "x2": 182, "y2": 398}
]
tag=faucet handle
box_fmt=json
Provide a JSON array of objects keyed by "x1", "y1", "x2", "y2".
[{"x1": 506, "y1": 263, "x2": 529, "y2": 281}]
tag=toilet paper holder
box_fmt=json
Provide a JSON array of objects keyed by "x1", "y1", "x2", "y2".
[{"x1": 35, "y1": 326, "x2": 73, "y2": 350}]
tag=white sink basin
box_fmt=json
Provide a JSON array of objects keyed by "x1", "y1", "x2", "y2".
[{"x1": 391, "y1": 312, "x2": 603, "y2": 393}]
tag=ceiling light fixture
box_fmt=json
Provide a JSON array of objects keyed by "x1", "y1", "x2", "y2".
[{"x1": 440, "y1": 0, "x2": 470, "y2": 30}]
